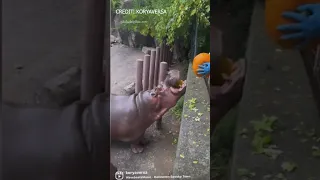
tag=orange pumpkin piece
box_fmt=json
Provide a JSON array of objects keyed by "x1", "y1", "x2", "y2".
[
  {"x1": 192, "y1": 53, "x2": 210, "y2": 78},
  {"x1": 265, "y1": 0, "x2": 320, "y2": 49}
]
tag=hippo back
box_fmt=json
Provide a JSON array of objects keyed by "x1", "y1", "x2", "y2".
[{"x1": 2, "y1": 102, "x2": 92, "y2": 180}]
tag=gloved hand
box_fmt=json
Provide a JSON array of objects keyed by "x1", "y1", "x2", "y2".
[
  {"x1": 277, "y1": 3, "x2": 320, "y2": 48},
  {"x1": 197, "y1": 62, "x2": 210, "y2": 76}
]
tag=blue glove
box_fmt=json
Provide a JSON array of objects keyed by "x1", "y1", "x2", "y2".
[
  {"x1": 197, "y1": 62, "x2": 210, "y2": 76},
  {"x1": 277, "y1": 3, "x2": 320, "y2": 48}
]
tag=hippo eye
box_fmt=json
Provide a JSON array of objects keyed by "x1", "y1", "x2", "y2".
[{"x1": 150, "y1": 92, "x2": 156, "y2": 97}]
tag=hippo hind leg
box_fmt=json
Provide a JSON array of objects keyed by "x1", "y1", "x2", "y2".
[
  {"x1": 131, "y1": 134, "x2": 149, "y2": 153},
  {"x1": 131, "y1": 143, "x2": 144, "y2": 154}
]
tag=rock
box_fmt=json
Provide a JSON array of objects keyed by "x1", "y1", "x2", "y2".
[
  {"x1": 142, "y1": 46, "x2": 156, "y2": 54},
  {"x1": 110, "y1": 35, "x2": 116, "y2": 43},
  {"x1": 124, "y1": 82, "x2": 135, "y2": 95},
  {"x1": 110, "y1": 35, "x2": 121, "y2": 44},
  {"x1": 43, "y1": 67, "x2": 81, "y2": 106},
  {"x1": 111, "y1": 0, "x2": 155, "y2": 48}
]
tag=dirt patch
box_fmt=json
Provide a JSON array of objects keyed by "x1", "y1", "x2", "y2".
[{"x1": 111, "y1": 114, "x2": 181, "y2": 177}]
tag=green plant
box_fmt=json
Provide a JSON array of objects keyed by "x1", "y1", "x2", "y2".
[
  {"x1": 121, "y1": 0, "x2": 210, "y2": 48},
  {"x1": 111, "y1": 0, "x2": 122, "y2": 13},
  {"x1": 171, "y1": 95, "x2": 185, "y2": 119}
]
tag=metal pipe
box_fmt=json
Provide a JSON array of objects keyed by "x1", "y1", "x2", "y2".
[{"x1": 81, "y1": 0, "x2": 106, "y2": 101}]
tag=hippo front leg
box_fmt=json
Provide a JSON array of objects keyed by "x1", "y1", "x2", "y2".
[
  {"x1": 156, "y1": 118, "x2": 162, "y2": 130},
  {"x1": 130, "y1": 134, "x2": 149, "y2": 154},
  {"x1": 155, "y1": 108, "x2": 169, "y2": 130}
]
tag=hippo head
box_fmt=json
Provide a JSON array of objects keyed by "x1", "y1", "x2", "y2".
[
  {"x1": 157, "y1": 69, "x2": 187, "y2": 109},
  {"x1": 145, "y1": 80, "x2": 186, "y2": 121},
  {"x1": 142, "y1": 70, "x2": 187, "y2": 120},
  {"x1": 158, "y1": 80, "x2": 187, "y2": 109}
]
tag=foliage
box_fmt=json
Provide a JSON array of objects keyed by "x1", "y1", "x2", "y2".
[
  {"x1": 120, "y1": 0, "x2": 210, "y2": 48},
  {"x1": 111, "y1": 0, "x2": 122, "y2": 13},
  {"x1": 170, "y1": 95, "x2": 184, "y2": 120}
]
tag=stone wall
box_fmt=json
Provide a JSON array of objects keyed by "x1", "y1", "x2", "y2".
[{"x1": 172, "y1": 64, "x2": 210, "y2": 179}]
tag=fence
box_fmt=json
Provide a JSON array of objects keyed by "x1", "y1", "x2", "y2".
[{"x1": 135, "y1": 44, "x2": 173, "y2": 93}]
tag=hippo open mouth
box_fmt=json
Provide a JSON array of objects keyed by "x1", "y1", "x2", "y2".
[{"x1": 169, "y1": 80, "x2": 187, "y2": 95}]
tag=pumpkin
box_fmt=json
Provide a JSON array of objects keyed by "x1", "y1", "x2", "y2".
[
  {"x1": 265, "y1": 0, "x2": 320, "y2": 49},
  {"x1": 192, "y1": 52, "x2": 235, "y2": 85},
  {"x1": 192, "y1": 53, "x2": 210, "y2": 78}
]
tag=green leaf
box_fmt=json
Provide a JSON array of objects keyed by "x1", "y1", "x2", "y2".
[
  {"x1": 263, "y1": 146, "x2": 283, "y2": 159},
  {"x1": 275, "y1": 173, "x2": 287, "y2": 180},
  {"x1": 312, "y1": 146, "x2": 320, "y2": 157},
  {"x1": 252, "y1": 132, "x2": 272, "y2": 153},
  {"x1": 251, "y1": 115, "x2": 278, "y2": 132},
  {"x1": 281, "y1": 162, "x2": 297, "y2": 172},
  {"x1": 237, "y1": 168, "x2": 256, "y2": 178},
  {"x1": 191, "y1": 9, "x2": 196, "y2": 16}
]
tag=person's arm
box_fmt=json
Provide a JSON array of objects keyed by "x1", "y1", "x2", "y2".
[{"x1": 277, "y1": 3, "x2": 320, "y2": 48}]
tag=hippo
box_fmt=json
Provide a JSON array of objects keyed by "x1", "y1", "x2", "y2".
[
  {"x1": 2, "y1": 98, "x2": 113, "y2": 180},
  {"x1": 2, "y1": 69, "x2": 186, "y2": 178},
  {"x1": 110, "y1": 79, "x2": 187, "y2": 153}
]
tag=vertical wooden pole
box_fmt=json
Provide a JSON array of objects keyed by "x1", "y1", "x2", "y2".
[
  {"x1": 157, "y1": 61, "x2": 168, "y2": 130},
  {"x1": 143, "y1": 55, "x2": 151, "y2": 91},
  {"x1": 163, "y1": 45, "x2": 168, "y2": 63},
  {"x1": 158, "y1": 62, "x2": 168, "y2": 84},
  {"x1": 165, "y1": 45, "x2": 169, "y2": 70},
  {"x1": 136, "y1": 59, "x2": 143, "y2": 93},
  {"x1": 168, "y1": 49, "x2": 172, "y2": 66},
  {"x1": 81, "y1": 0, "x2": 106, "y2": 101},
  {"x1": 147, "y1": 49, "x2": 151, "y2": 55},
  {"x1": 149, "y1": 50, "x2": 156, "y2": 89},
  {"x1": 160, "y1": 43, "x2": 165, "y2": 62},
  {"x1": 154, "y1": 47, "x2": 160, "y2": 87}
]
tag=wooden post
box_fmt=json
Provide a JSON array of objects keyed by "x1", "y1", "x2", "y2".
[
  {"x1": 160, "y1": 43, "x2": 165, "y2": 62},
  {"x1": 157, "y1": 61, "x2": 168, "y2": 130},
  {"x1": 136, "y1": 59, "x2": 143, "y2": 93},
  {"x1": 81, "y1": 0, "x2": 106, "y2": 101},
  {"x1": 168, "y1": 49, "x2": 172, "y2": 66},
  {"x1": 158, "y1": 62, "x2": 168, "y2": 84},
  {"x1": 154, "y1": 47, "x2": 161, "y2": 87},
  {"x1": 163, "y1": 45, "x2": 167, "y2": 63},
  {"x1": 149, "y1": 50, "x2": 156, "y2": 89},
  {"x1": 143, "y1": 55, "x2": 151, "y2": 91},
  {"x1": 147, "y1": 49, "x2": 151, "y2": 55},
  {"x1": 165, "y1": 45, "x2": 169, "y2": 70}
]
